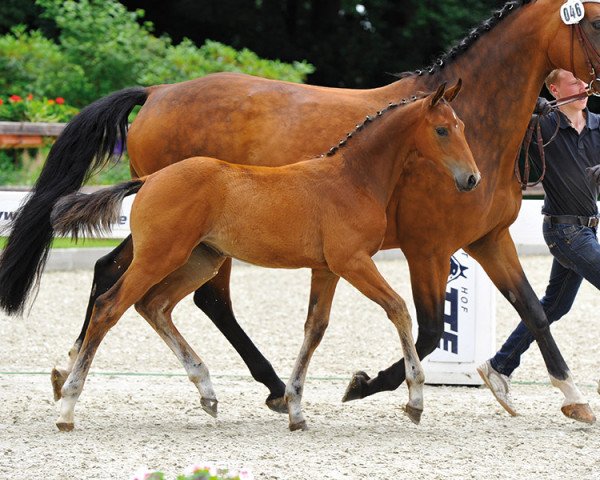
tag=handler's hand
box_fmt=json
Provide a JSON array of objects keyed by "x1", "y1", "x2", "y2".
[
  {"x1": 586, "y1": 164, "x2": 600, "y2": 185},
  {"x1": 533, "y1": 97, "x2": 553, "y2": 116}
]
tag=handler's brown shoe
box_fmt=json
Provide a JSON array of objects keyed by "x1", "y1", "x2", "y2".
[{"x1": 477, "y1": 360, "x2": 518, "y2": 417}]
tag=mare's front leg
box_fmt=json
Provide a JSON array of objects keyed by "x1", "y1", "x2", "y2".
[
  {"x1": 285, "y1": 269, "x2": 339, "y2": 431},
  {"x1": 193, "y1": 259, "x2": 287, "y2": 413},
  {"x1": 342, "y1": 228, "x2": 594, "y2": 423},
  {"x1": 135, "y1": 245, "x2": 226, "y2": 419},
  {"x1": 343, "y1": 254, "x2": 449, "y2": 402},
  {"x1": 466, "y1": 229, "x2": 595, "y2": 424},
  {"x1": 51, "y1": 236, "x2": 133, "y2": 401},
  {"x1": 335, "y1": 254, "x2": 425, "y2": 424}
]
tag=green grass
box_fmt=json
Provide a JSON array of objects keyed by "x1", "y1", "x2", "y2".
[
  {"x1": 0, "y1": 149, "x2": 132, "y2": 187},
  {"x1": 0, "y1": 236, "x2": 122, "y2": 249}
]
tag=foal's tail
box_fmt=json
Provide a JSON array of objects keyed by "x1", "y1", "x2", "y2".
[
  {"x1": 51, "y1": 179, "x2": 145, "y2": 240},
  {"x1": 0, "y1": 87, "x2": 147, "y2": 315}
]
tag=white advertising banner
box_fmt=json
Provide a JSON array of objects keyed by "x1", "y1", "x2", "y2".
[{"x1": 0, "y1": 190, "x2": 134, "y2": 238}]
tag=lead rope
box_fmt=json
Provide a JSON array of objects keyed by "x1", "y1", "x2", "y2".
[{"x1": 515, "y1": 116, "x2": 547, "y2": 190}]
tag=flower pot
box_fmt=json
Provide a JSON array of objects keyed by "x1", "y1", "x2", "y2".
[{"x1": 0, "y1": 134, "x2": 44, "y2": 149}]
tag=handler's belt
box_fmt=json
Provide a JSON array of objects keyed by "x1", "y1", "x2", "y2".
[{"x1": 543, "y1": 214, "x2": 599, "y2": 228}]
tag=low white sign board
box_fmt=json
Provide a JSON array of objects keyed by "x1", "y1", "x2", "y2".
[{"x1": 420, "y1": 250, "x2": 496, "y2": 385}]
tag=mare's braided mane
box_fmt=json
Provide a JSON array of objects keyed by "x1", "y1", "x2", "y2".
[{"x1": 396, "y1": 0, "x2": 533, "y2": 79}]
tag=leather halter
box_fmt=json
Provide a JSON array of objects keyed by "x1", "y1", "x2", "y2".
[{"x1": 571, "y1": 24, "x2": 600, "y2": 92}]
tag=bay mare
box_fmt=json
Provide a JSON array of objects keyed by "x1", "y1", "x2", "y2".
[
  {"x1": 0, "y1": 0, "x2": 598, "y2": 424},
  {"x1": 49, "y1": 85, "x2": 479, "y2": 431}
]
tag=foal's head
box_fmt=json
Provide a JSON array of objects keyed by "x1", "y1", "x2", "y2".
[{"x1": 415, "y1": 80, "x2": 481, "y2": 192}]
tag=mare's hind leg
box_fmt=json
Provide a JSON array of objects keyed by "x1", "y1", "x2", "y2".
[
  {"x1": 193, "y1": 259, "x2": 287, "y2": 413},
  {"x1": 334, "y1": 254, "x2": 425, "y2": 425},
  {"x1": 51, "y1": 236, "x2": 133, "y2": 401},
  {"x1": 285, "y1": 269, "x2": 339, "y2": 431},
  {"x1": 135, "y1": 244, "x2": 226, "y2": 418},
  {"x1": 56, "y1": 246, "x2": 194, "y2": 431}
]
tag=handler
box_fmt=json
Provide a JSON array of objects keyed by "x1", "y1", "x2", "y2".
[{"x1": 478, "y1": 69, "x2": 600, "y2": 415}]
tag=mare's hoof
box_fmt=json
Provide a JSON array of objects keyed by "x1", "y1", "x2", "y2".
[
  {"x1": 51, "y1": 368, "x2": 68, "y2": 401},
  {"x1": 266, "y1": 394, "x2": 288, "y2": 414},
  {"x1": 403, "y1": 404, "x2": 423, "y2": 425},
  {"x1": 561, "y1": 403, "x2": 596, "y2": 425},
  {"x1": 289, "y1": 420, "x2": 308, "y2": 431},
  {"x1": 56, "y1": 421, "x2": 74, "y2": 432},
  {"x1": 201, "y1": 398, "x2": 218, "y2": 418},
  {"x1": 342, "y1": 371, "x2": 370, "y2": 403}
]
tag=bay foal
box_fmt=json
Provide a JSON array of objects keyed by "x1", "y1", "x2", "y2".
[{"x1": 50, "y1": 82, "x2": 479, "y2": 431}]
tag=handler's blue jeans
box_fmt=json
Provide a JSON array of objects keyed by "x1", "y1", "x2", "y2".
[{"x1": 491, "y1": 221, "x2": 600, "y2": 377}]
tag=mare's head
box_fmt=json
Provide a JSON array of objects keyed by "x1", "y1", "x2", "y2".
[
  {"x1": 414, "y1": 80, "x2": 481, "y2": 192},
  {"x1": 546, "y1": 0, "x2": 600, "y2": 89}
]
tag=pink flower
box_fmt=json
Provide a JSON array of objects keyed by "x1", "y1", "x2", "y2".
[
  {"x1": 9, "y1": 95, "x2": 22, "y2": 102},
  {"x1": 55, "y1": 97, "x2": 65, "y2": 105},
  {"x1": 185, "y1": 463, "x2": 217, "y2": 476},
  {"x1": 239, "y1": 468, "x2": 254, "y2": 480},
  {"x1": 130, "y1": 466, "x2": 156, "y2": 480},
  {"x1": 26, "y1": 94, "x2": 33, "y2": 100},
  {"x1": 47, "y1": 99, "x2": 55, "y2": 105},
  {"x1": 0, "y1": 99, "x2": 3, "y2": 105}
]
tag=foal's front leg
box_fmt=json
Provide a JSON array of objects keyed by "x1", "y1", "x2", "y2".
[
  {"x1": 343, "y1": 254, "x2": 449, "y2": 402},
  {"x1": 335, "y1": 253, "x2": 425, "y2": 424},
  {"x1": 285, "y1": 269, "x2": 339, "y2": 431}
]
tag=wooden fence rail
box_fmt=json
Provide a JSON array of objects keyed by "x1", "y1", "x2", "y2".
[{"x1": 0, "y1": 121, "x2": 65, "y2": 136}]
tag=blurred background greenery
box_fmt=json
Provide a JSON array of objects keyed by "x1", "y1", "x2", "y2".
[{"x1": 0, "y1": 0, "x2": 522, "y2": 186}]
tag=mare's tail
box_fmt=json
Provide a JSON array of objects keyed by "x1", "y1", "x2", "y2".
[
  {"x1": 51, "y1": 180, "x2": 145, "y2": 240},
  {"x1": 0, "y1": 87, "x2": 148, "y2": 315}
]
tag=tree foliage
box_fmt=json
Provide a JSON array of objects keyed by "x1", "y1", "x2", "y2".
[
  {"x1": 0, "y1": 0, "x2": 314, "y2": 106},
  {"x1": 120, "y1": 0, "x2": 506, "y2": 88}
]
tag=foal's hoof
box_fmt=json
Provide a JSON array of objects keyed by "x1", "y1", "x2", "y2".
[
  {"x1": 56, "y1": 421, "x2": 74, "y2": 432},
  {"x1": 561, "y1": 403, "x2": 596, "y2": 425},
  {"x1": 342, "y1": 371, "x2": 370, "y2": 403},
  {"x1": 403, "y1": 404, "x2": 423, "y2": 425},
  {"x1": 266, "y1": 394, "x2": 288, "y2": 414},
  {"x1": 289, "y1": 420, "x2": 308, "y2": 431},
  {"x1": 50, "y1": 368, "x2": 68, "y2": 401},
  {"x1": 201, "y1": 398, "x2": 218, "y2": 418}
]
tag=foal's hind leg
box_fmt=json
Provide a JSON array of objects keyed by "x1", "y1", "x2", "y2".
[
  {"x1": 334, "y1": 253, "x2": 425, "y2": 425},
  {"x1": 135, "y1": 245, "x2": 226, "y2": 418},
  {"x1": 56, "y1": 247, "x2": 194, "y2": 431},
  {"x1": 193, "y1": 259, "x2": 287, "y2": 413},
  {"x1": 285, "y1": 269, "x2": 339, "y2": 431},
  {"x1": 51, "y1": 236, "x2": 133, "y2": 401}
]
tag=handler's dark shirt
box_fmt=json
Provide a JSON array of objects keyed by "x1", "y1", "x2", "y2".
[{"x1": 529, "y1": 108, "x2": 600, "y2": 217}]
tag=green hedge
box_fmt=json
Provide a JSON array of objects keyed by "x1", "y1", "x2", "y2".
[{"x1": 1, "y1": 0, "x2": 314, "y2": 108}]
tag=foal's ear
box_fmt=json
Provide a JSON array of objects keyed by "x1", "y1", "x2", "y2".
[
  {"x1": 443, "y1": 78, "x2": 463, "y2": 103},
  {"x1": 430, "y1": 82, "x2": 447, "y2": 107}
]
